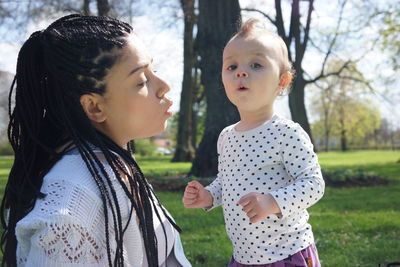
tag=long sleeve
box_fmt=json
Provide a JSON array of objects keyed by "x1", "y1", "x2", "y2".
[
  {"x1": 204, "y1": 127, "x2": 230, "y2": 210},
  {"x1": 271, "y1": 123, "x2": 325, "y2": 218},
  {"x1": 15, "y1": 179, "x2": 117, "y2": 267}
]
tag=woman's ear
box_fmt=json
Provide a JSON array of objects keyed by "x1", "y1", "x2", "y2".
[
  {"x1": 80, "y1": 94, "x2": 107, "y2": 123},
  {"x1": 279, "y1": 71, "x2": 293, "y2": 88}
]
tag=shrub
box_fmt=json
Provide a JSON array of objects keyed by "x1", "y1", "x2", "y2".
[
  {"x1": 0, "y1": 141, "x2": 13, "y2": 155},
  {"x1": 133, "y1": 139, "x2": 157, "y2": 156},
  {"x1": 322, "y1": 168, "x2": 388, "y2": 187}
]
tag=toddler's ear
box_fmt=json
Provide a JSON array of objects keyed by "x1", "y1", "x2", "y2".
[
  {"x1": 80, "y1": 94, "x2": 107, "y2": 123},
  {"x1": 279, "y1": 71, "x2": 293, "y2": 88}
]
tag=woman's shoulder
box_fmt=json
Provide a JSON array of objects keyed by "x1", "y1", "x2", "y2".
[
  {"x1": 44, "y1": 147, "x2": 115, "y2": 190},
  {"x1": 40, "y1": 147, "x2": 131, "y2": 220},
  {"x1": 17, "y1": 156, "x2": 105, "y2": 236}
]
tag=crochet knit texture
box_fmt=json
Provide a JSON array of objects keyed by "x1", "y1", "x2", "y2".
[{"x1": 15, "y1": 149, "x2": 175, "y2": 267}]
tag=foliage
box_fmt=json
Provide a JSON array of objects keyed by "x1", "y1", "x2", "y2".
[
  {"x1": 322, "y1": 168, "x2": 388, "y2": 187},
  {"x1": 0, "y1": 142, "x2": 13, "y2": 156},
  {"x1": 193, "y1": 98, "x2": 206, "y2": 148},
  {"x1": 165, "y1": 112, "x2": 179, "y2": 143},
  {"x1": 133, "y1": 138, "x2": 157, "y2": 156},
  {"x1": 323, "y1": 168, "x2": 380, "y2": 182},
  {"x1": 311, "y1": 60, "x2": 381, "y2": 150},
  {"x1": 312, "y1": 101, "x2": 381, "y2": 146},
  {"x1": 379, "y1": 5, "x2": 400, "y2": 70}
]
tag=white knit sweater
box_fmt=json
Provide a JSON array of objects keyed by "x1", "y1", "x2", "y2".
[{"x1": 15, "y1": 148, "x2": 191, "y2": 267}]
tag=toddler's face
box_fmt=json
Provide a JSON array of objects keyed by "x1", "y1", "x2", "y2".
[
  {"x1": 97, "y1": 34, "x2": 173, "y2": 146},
  {"x1": 222, "y1": 35, "x2": 283, "y2": 113}
]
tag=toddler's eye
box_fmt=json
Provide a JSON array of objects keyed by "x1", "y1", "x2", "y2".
[
  {"x1": 251, "y1": 63, "x2": 262, "y2": 69},
  {"x1": 227, "y1": 65, "x2": 237, "y2": 71}
]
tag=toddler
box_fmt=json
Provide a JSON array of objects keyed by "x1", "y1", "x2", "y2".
[{"x1": 183, "y1": 18, "x2": 324, "y2": 267}]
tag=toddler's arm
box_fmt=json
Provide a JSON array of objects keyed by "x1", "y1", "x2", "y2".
[
  {"x1": 182, "y1": 181, "x2": 213, "y2": 208},
  {"x1": 183, "y1": 127, "x2": 228, "y2": 210},
  {"x1": 271, "y1": 123, "x2": 325, "y2": 218}
]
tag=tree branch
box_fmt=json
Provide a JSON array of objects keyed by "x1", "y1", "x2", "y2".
[
  {"x1": 300, "y1": 0, "x2": 314, "y2": 61},
  {"x1": 305, "y1": 60, "x2": 352, "y2": 84},
  {"x1": 290, "y1": 0, "x2": 302, "y2": 64},
  {"x1": 241, "y1": 8, "x2": 276, "y2": 25},
  {"x1": 338, "y1": 75, "x2": 374, "y2": 93},
  {"x1": 319, "y1": 0, "x2": 347, "y2": 78},
  {"x1": 274, "y1": 0, "x2": 287, "y2": 43}
]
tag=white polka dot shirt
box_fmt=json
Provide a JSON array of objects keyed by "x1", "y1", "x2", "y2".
[{"x1": 205, "y1": 114, "x2": 325, "y2": 264}]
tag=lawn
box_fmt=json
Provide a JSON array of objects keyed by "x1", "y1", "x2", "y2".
[{"x1": 1, "y1": 150, "x2": 399, "y2": 266}]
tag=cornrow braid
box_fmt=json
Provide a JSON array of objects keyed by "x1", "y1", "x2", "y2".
[{"x1": 1, "y1": 14, "x2": 179, "y2": 267}]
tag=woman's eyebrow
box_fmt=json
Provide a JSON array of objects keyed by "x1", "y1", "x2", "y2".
[
  {"x1": 128, "y1": 64, "x2": 149, "y2": 76},
  {"x1": 127, "y1": 58, "x2": 153, "y2": 77}
]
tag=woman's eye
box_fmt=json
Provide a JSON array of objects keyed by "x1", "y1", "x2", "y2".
[
  {"x1": 251, "y1": 63, "x2": 262, "y2": 69},
  {"x1": 137, "y1": 80, "x2": 147, "y2": 88},
  {"x1": 227, "y1": 65, "x2": 237, "y2": 71}
]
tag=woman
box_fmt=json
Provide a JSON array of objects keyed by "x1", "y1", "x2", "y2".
[{"x1": 1, "y1": 14, "x2": 191, "y2": 267}]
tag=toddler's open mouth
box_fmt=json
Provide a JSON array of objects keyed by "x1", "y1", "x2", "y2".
[{"x1": 238, "y1": 86, "x2": 248, "y2": 91}]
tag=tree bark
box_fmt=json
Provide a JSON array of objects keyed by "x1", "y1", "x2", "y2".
[
  {"x1": 191, "y1": 68, "x2": 201, "y2": 150},
  {"x1": 323, "y1": 113, "x2": 330, "y2": 152},
  {"x1": 96, "y1": 0, "x2": 110, "y2": 16},
  {"x1": 286, "y1": 0, "x2": 315, "y2": 145},
  {"x1": 83, "y1": 0, "x2": 90, "y2": 15},
  {"x1": 338, "y1": 81, "x2": 348, "y2": 151},
  {"x1": 172, "y1": 0, "x2": 196, "y2": 162},
  {"x1": 340, "y1": 123, "x2": 347, "y2": 151},
  {"x1": 288, "y1": 73, "x2": 314, "y2": 144},
  {"x1": 190, "y1": 0, "x2": 241, "y2": 177}
]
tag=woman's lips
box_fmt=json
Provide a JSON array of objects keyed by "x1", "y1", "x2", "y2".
[
  {"x1": 238, "y1": 86, "x2": 249, "y2": 91},
  {"x1": 165, "y1": 103, "x2": 173, "y2": 116}
]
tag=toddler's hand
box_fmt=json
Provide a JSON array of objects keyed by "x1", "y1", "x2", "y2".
[
  {"x1": 182, "y1": 181, "x2": 213, "y2": 208},
  {"x1": 237, "y1": 192, "x2": 281, "y2": 223}
]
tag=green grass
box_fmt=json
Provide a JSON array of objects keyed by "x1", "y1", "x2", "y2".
[
  {"x1": 135, "y1": 155, "x2": 191, "y2": 177},
  {"x1": 1, "y1": 150, "x2": 399, "y2": 266},
  {"x1": 318, "y1": 150, "x2": 399, "y2": 167}
]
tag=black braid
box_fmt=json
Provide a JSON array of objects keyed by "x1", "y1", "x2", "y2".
[{"x1": 1, "y1": 14, "x2": 179, "y2": 267}]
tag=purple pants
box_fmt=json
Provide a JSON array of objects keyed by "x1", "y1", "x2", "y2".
[{"x1": 228, "y1": 244, "x2": 320, "y2": 267}]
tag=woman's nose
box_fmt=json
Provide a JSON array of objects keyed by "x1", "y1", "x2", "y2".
[
  {"x1": 156, "y1": 77, "x2": 171, "y2": 99},
  {"x1": 235, "y1": 70, "x2": 248, "y2": 78}
]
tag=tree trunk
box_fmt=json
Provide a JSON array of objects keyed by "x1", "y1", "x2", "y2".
[
  {"x1": 324, "y1": 119, "x2": 330, "y2": 152},
  {"x1": 288, "y1": 75, "x2": 314, "y2": 144},
  {"x1": 83, "y1": 0, "x2": 90, "y2": 15},
  {"x1": 339, "y1": 107, "x2": 347, "y2": 151},
  {"x1": 191, "y1": 102, "x2": 198, "y2": 149},
  {"x1": 277, "y1": 0, "x2": 315, "y2": 145},
  {"x1": 190, "y1": 0, "x2": 241, "y2": 177},
  {"x1": 340, "y1": 129, "x2": 347, "y2": 151},
  {"x1": 191, "y1": 68, "x2": 201, "y2": 150},
  {"x1": 96, "y1": 0, "x2": 110, "y2": 16},
  {"x1": 172, "y1": 0, "x2": 196, "y2": 162},
  {"x1": 323, "y1": 105, "x2": 330, "y2": 152}
]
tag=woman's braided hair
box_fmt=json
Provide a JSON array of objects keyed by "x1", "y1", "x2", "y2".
[{"x1": 0, "y1": 14, "x2": 180, "y2": 267}]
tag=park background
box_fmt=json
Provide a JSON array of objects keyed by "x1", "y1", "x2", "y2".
[{"x1": 0, "y1": 0, "x2": 399, "y2": 266}]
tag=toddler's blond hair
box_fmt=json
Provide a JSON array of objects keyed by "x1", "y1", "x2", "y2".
[{"x1": 233, "y1": 18, "x2": 293, "y2": 79}]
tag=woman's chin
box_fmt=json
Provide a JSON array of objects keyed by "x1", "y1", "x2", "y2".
[{"x1": 134, "y1": 123, "x2": 168, "y2": 139}]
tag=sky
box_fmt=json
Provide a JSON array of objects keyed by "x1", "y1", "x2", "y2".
[{"x1": 0, "y1": 0, "x2": 399, "y2": 131}]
